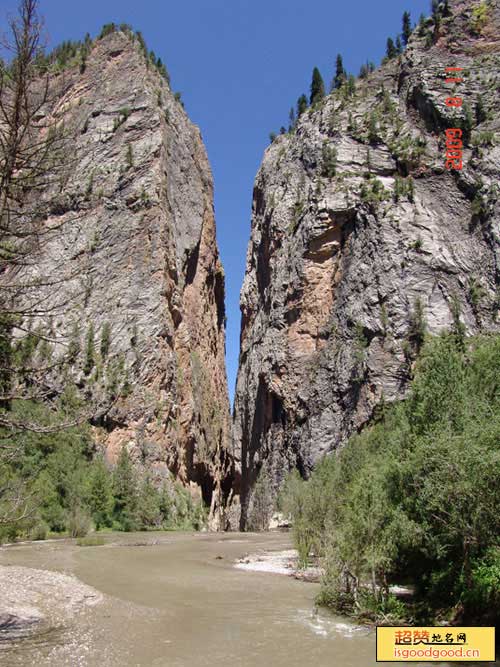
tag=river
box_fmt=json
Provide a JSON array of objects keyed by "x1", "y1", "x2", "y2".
[{"x1": 0, "y1": 531, "x2": 494, "y2": 666}]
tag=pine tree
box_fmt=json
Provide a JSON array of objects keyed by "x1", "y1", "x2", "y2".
[
  {"x1": 396, "y1": 36, "x2": 403, "y2": 54},
  {"x1": 333, "y1": 53, "x2": 346, "y2": 90},
  {"x1": 67, "y1": 322, "x2": 81, "y2": 363},
  {"x1": 402, "y1": 11, "x2": 412, "y2": 45},
  {"x1": 288, "y1": 106, "x2": 296, "y2": 132},
  {"x1": 346, "y1": 75, "x2": 356, "y2": 97},
  {"x1": 137, "y1": 478, "x2": 162, "y2": 528},
  {"x1": 461, "y1": 103, "x2": 474, "y2": 145},
  {"x1": 297, "y1": 94, "x2": 308, "y2": 118},
  {"x1": 87, "y1": 457, "x2": 113, "y2": 530},
  {"x1": 113, "y1": 447, "x2": 139, "y2": 531},
  {"x1": 475, "y1": 96, "x2": 487, "y2": 124},
  {"x1": 359, "y1": 62, "x2": 375, "y2": 79},
  {"x1": 418, "y1": 13, "x2": 427, "y2": 36},
  {"x1": 83, "y1": 323, "x2": 95, "y2": 375},
  {"x1": 310, "y1": 67, "x2": 325, "y2": 106},
  {"x1": 100, "y1": 322, "x2": 111, "y2": 359},
  {"x1": 159, "y1": 484, "x2": 173, "y2": 526},
  {"x1": 368, "y1": 112, "x2": 379, "y2": 144},
  {"x1": 386, "y1": 38, "x2": 397, "y2": 59}
]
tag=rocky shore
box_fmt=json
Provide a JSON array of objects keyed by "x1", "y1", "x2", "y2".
[{"x1": 0, "y1": 565, "x2": 103, "y2": 664}]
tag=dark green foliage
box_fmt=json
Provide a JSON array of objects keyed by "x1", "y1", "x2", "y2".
[
  {"x1": 283, "y1": 333, "x2": 500, "y2": 624},
  {"x1": 360, "y1": 176, "x2": 389, "y2": 206},
  {"x1": 433, "y1": 11, "x2": 442, "y2": 41},
  {"x1": 87, "y1": 457, "x2": 113, "y2": 530},
  {"x1": 402, "y1": 11, "x2": 412, "y2": 45},
  {"x1": 395, "y1": 36, "x2": 403, "y2": 54},
  {"x1": 113, "y1": 107, "x2": 131, "y2": 132},
  {"x1": 112, "y1": 447, "x2": 139, "y2": 531},
  {"x1": 460, "y1": 103, "x2": 475, "y2": 145},
  {"x1": 418, "y1": 13, "x2": 427, "y2": 36},
  {"x1": 137, "y1": 477, "x2": 162, "y2": 528},
  {"x1": 475, "y1": 96, "x2": 487, "y2": 124},
  {"x1": 269, "y1": 132, "x2": 277, "y2": 144},
  {"x1": 288, "y1": 107, "x2": 296, "y2": 132},
  {"x1": 386, "y1": 37, "x2": 397, "y2": 59},
  {"x1": 67, "y1": 322, "x2": 81, "y2": 363},
  {"x1": 310, "y1": 67, "x2": 325, "y2": 106},
  {"x1": 98, "y1": 23, "x2": 116, "y2": 40},
  {"x1": 449, "y1": 294, "x2": 466, "y2": 351},
  {"x1": 321, "y1": 142, "x2": 337, "y2": 178},
  {"x1": 367, "y1": 111, "x2": 380, "y2": 144},
  {"x1": 333, "y1": 53, "x2": 346, "y2": 91},
  {"x1": 296, "y1": 94, "x2": 308, "y2": 118},
  {"x1": 100, "y1": 322, "x2": 111, "y2": 359},
  {"x1": 83, "y1": 324, "x2": 95, "y2": 375},
  {"x1": 408, "y1": 297, "x2": 427, "y2": 353},
  {"x1": 0, "y1": 396, "x2": 207, "y2": 541},
  {"x1": 359, "y1": 61, "x2": 375, "y2": 79},
  {"x1": 345, "y1": 75, "x2": 356, "y2": 97},
  {"x1": 393, "y1": 175, "x2": 414, "y2": 202}
]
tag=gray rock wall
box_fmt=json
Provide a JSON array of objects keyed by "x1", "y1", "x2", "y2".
[
  {"x1": 233, "y1": 0, "x2": 500, "y2": 529},
  {"x1": 15, "y1": 30, "x2": 232, "y2": 528}
]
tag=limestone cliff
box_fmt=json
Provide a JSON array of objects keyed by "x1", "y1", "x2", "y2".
[
  {"x1": 233, "y1": 0, "x2": 500, "y2": 529},
  {"x1": 19, "y1": 29, "x2": 232, "y2": 527}
]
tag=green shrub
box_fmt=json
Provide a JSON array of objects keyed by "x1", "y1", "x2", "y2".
[
  {"x1": 286, "y1": 333, "x2": 500, "y2": 623},
  {"x1": 470, "y1": 1, "x2": 490, "y2": 33},
  {"x1": 30, "y1": 521, "x2": 49, "y2": 541},
  {"x1": 67, "y1": 506, "x2": 91, "y2": 538},
  {"x1": 463, "y1": 548, "x2": 500, "y2": 620}
]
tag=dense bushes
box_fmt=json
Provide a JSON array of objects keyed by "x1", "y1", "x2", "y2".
[
  {"x1": 0, "y1": 396, "x2": 206, "y2": 542},
  {"x1": 280, "y1": 333, "x2": 500, "y2": 624}
]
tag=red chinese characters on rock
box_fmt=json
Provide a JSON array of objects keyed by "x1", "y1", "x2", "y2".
[{"x1": 444, "y1": 67, "x2": 463, "y2": 170}]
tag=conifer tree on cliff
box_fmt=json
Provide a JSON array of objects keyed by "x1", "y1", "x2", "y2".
[
  {"x1": 309, "y1": 67, "x2": 325, "y2": 106},
  {"x1": 386, "y1": 37, "x2": 397, "y2": 59},
  {"x1": 332, "y1": 53, "x2": 346, "y2": 90},
  {"x1": 297, "y1": 94, "x2": 308, "y2": 118},
  {"x1": 402, "y1": 11, "x2": 412, "y2": 45}
]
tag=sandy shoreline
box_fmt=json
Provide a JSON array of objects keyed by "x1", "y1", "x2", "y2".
[
  {"x1": 234, "y1": 548, "x2": 323, "y2": 582},
  {"x1": 234, "y1": 549, "x2": 415, "y2": 597}
]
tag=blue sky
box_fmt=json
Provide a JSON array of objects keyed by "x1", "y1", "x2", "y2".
[{"x1": 1, "y1": 0, "x2": 430, "y2": 402}]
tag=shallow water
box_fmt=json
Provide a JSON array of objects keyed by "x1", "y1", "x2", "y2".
[{"x1": 0, "y1": 531, "x2": 495, "y2": 666}]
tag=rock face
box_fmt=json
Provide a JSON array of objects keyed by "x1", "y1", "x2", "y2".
[
  {"x1": 233, "y1": 0, "x2": 500, "y2": 529},
  {"x1": 21, "y1": 30, "x2": 232, "y2": 527}
]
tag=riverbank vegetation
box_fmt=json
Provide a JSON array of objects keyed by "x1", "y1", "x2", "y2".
[
  {"x1": 280, "y1": 332, "x2": 500, "y2": 626},
  {"x1": 0, "y1": 393, "x2": 206, "y2": 543}
]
